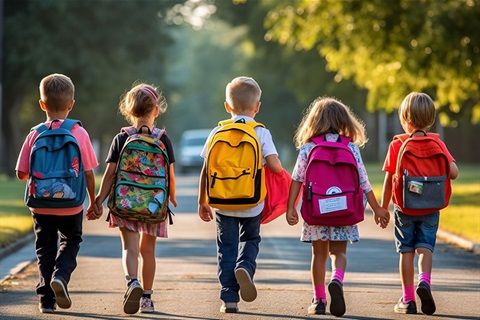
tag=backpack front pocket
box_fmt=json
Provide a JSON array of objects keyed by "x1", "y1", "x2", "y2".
[
  {"x1": 113, "y1": 181, "x2": 167, "y2": 216},
  {"x1": 208, "y1": 166, "x2": 255, "y2": 199},
  {"x1": 403, "y1": 175, "x2": 446, "y2": 209}
]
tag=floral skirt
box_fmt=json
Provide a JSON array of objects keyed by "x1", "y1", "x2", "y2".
[
  {"x1": 301, "y1": 222, "x2": 359, "y2": 243},
  {"x1": 108, "y1": 212, "x2": 168, "y2": 238}
]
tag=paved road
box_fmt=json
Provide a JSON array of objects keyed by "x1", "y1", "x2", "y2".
[{"x1": 0, "y1": 175, "x2": 479, "y2": 319}]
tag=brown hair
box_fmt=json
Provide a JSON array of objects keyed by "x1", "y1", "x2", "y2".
[
  {"x1": 39, "y1": 73, "x2": 75, "y2": 112},
  {"x1": 119, "y1": 83, "x2": 167, "y2": 125},
  {"x1": 225, "y1": 76, "x2": 262, "y2": 112},
  {"x1": 294, "y1": 97, "x2": 367, "y2": 148},
  {"x1": 398, "y1": 92, "x2": 436, "y2": 131}
]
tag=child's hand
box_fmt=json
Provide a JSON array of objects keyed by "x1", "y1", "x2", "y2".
[
  {"x1": 86, "y1": 203, "x2": 101, "y2": 220},
  {"x1": 286, "y1": 208, "x2": 299, "y2": 226},
  {"x1": 373, "y1": 207, "x2": 390, "y2": 229},
  {"x1": 198, "y1": 203, "x2": 214, "y2": 222},
  {"x1": 169, "y1": 195, "x2": 178, "y2": 208}
]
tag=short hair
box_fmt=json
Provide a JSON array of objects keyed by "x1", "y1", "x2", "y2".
[
  {"x1": 225, "y1": 76, "x2": 262, "y2": 112},
  {"x1": 39, "y1": 74, "x2": 75, "y2": 112},
  {"x1": 398, "y1": 92, "x2": 436, "y2": 130}
]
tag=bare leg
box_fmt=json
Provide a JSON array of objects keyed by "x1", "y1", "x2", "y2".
[
  {"x1": 119, "y1": 227, "x2": 140, "y2": 279},
  {"x1": 140, "y1": 233, "x2": 157, "y2": 291}
]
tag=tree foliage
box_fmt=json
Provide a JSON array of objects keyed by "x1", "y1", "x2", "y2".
[
  {"x1": 2, "y1": 0, "x2": 178, "y2": 172},
  {"x1": 264, "y1": 0, "x2": 480, "y2": 125}
]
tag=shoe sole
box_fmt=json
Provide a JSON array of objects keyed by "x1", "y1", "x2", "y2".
[
  {"x1": 123, "y1": 286, "x2": 143, "y2": 314},
  {"x1": 328, "y1": 281, "x2": 346, "y2": 317},
  {"x1": 140, "y1": 308, "x2": 155, "y2": 314},
  {"x1": 50, "y1": 279, "x2": 71, "y2": 309},
  {"x1": 220, "y1": 307, "x2": 238, "y2": 313},
  {"x1": 416, "y1": 285, "x2": 436, "y2": 315},
  {"x1": 235, "y1": 268, "x2": 257, "y2": 302}
]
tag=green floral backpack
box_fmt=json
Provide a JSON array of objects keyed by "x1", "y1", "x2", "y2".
[{"x1": 108, "y1": 126, "x2": 173, "y2": 224}]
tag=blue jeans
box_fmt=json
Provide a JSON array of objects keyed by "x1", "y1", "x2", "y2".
[
  {"x1": 216, "y1": 213, "x2": 261, "y2": 302},
  {"x1": 32, "y1": 211, "x2": 83, "y2": 305},
  {"x1": 394, "y1": 207, "x2": 439, "y2": 253}
]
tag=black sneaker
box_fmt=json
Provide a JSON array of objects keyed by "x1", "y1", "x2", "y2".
[
  {"x1": 50, "y1": 277, "x2": 71, "y2": 309},
  {"x1": 38, "y1": 302, "x2": 56, "y2": 314},
  {"x1": 307, "y1": 299, "x2": 326, "y2": 315},
  {"x1": 328, "y1": 279, "x2": 346, "y2": 317},
  {"x1": 416, "y1": 282, "x2": 436, "y2": 315},
  {"x1": 394, "y1": 297, "x2": 417, "y2": 314}
]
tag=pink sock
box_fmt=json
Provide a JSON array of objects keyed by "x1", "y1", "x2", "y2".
[
  {"x1": 418, "y1": 272, "x2": 431, "y2": 286},
  {"x1": 403, "y1": 286, "x2": 415, "y2": 303},
  {"x1": 331, "y1": 268, "x2": 345, "y2": 284},
  {"x1": 313, "y1": 285, "x2": 326, "y2": 302}
]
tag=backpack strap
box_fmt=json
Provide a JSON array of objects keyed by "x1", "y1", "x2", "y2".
[
  {"x1": 218, "y1": 119, "x2": 265, "y2": 129},
  {"x1": 312, "y1": 134, "x2": 350, "y2": 146},
  {"x1": 33, "y1": 118, "x2": 81, "y2": 135},
  {"x1": 121, "y1": 126, "x2": 165, "y2": 141}
]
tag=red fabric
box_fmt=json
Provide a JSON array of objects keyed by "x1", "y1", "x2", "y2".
[{"x1": 261, "y1": 167, "x2": 299, "y2": 224}]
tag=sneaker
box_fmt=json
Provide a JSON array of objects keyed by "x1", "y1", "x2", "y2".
[
  {"x1": 38, "y1": 303, "x2": 56, "y2": 314},
  {"x1": 307, "y1": 299, "x2": 326, "y2": 315},
  {"x1": 220, "y1": 301, "x2": 238, "y2": 313},
  {"x1": 123, "y1": 279, "x2": 143, "y2": 314},
  {"x1": 235, "y1": 268, "x2": 257, "y2": 302},
  {"x1": 50, "y1": 277, "x2": 72, "y2": 309},
  {"x1": 416, "y1": 282, "x2": 436, "y2": 315},
  {"x1": 140, "y1": 296, "x2": 155, "y2": 313},
  {"x1": 328, "y1": 279, "x2": 346, "y2": 317},
  {"x1": 394, "y1": 297, "x2": 417, "y2": 314}
]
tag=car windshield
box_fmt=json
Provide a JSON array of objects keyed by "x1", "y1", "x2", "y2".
[{"x1": 183, "y1": 137, "x2": 207, "y2": 147}]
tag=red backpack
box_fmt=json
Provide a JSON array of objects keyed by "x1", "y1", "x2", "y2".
[
  {"x1": 392, "y1": 131, "x2": 451, "y2": 215},
  {"x1": 301, "y1": 135, "x2": 364, "y2": 226}
]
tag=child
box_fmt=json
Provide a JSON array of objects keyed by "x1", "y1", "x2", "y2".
[
  {"x1": 93, "y1": 83, "x2": 177, "y2": 314},
  {"x1": 198, "y1": 76, "x2": 283, "y2": 313},
  {"x1": 286, "y1": 97, "x2": 389, "y2": 317},
  {"x1": 381, "y1": 92, "x2": 458, "y2": 315},
  {"x1": 15, "y1": 73, "x2": 98, "y2": 313}
]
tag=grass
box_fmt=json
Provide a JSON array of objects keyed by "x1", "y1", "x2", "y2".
[
  {"x1": 0, "y1": 177, "x2": 32, "y2": 247},
  {"x1": 0, "y1": 163, "x2": 479, "y2": 247}
]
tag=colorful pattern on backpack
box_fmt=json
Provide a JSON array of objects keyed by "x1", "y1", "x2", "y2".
[
  {"x1": 301, "y1": 135, "x2": 364, "y2": 226},
  {"x1": 108, "y1": 126, "x2": 170, "y2": 224},
  {"x1": 393, "y1": 132, "x2": 451, "y2": 215},
  {"x1": 206, "y1": 119, "x2": 266, "y2": 210},
  {"x1": 25, "y1": 119, "x2": 86, "y2": 208}
]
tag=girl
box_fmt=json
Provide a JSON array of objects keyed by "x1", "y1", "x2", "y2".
[
  {"x1": 93, "y1": 83, "x2": 177, "y2": 314},
  {"x1": 286, "y1": 97, "x2": 389, "y2": 317}
]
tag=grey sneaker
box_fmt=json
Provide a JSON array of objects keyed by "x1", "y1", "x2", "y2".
[
  {"x1": 328, "y1": 279, "x2": 346, "y2": 317},
  {"x1": 220, "y1": 301, "x2": 238, "y2": 313},
  {"x1": 307, "y1": 299, "x2": 326, "y2": 315},
  {"x1": 394, "y1": 297, "x2": 417, "y2": 314},
  {"x1": 123, "y1": 279, "x2": 143, "y2": 314},
  {"x1": 416, "y1": 282, "x2": 436, "y2": 315},
  {"x1": 50, "y1": 277, "x2": 71, "y2": 309},
  {"x1": 140, "y1": 296, "x2": 155, "y2": 313},
  {"x1": 235, "y1": 268, "x2": 257, "y2": 302}
]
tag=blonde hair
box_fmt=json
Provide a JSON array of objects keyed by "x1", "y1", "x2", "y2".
[
  {"x1": 398, "y1": 92, "x2": 436, "y2": 130},
  {"x1": 39, "y1": 73, "x2": 75, "y2": 112},
  {"x1": 119, "y1": 82, "x2": 167, "y2": 125},
  {"x1": 225, "y1": 76, "x2": 262, "y2": 112},
  {"x1": 294, "y1": 97, "x2": 367, "y2": 148}
]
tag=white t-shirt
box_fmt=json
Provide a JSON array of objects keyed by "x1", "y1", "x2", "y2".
[{"x1": 200, "y1": 115, "x2": 278, "y2": 218}]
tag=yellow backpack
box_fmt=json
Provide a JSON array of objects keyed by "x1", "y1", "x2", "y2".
[{"x1": 206, "y1": 119, "x2": 266, "y2": 210}]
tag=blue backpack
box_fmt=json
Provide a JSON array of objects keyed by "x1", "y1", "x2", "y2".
[{"x1": 25, "y1": 119, "x2": 86, "y2": 208}]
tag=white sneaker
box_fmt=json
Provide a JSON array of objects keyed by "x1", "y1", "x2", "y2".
[
  {"x1": 123, "y1": 280, "x2": 143, "y2": 314},
  {"x1": 220, "y1": 301, "x2": 238, "y2": 313},
  {"x1": 140, "y1": 296, "x2": 155, "y2": 313}
]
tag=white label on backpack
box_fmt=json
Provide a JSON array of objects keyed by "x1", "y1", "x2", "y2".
[{"x1": 319, "y1": 196, "x2": 347, "y2": 214}]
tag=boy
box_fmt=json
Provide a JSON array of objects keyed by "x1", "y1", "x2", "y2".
[
  {"x1": 15, "y1": 73, "x2": 98, "y2": 313},
  {"x1": 198, "y1": 76, "x2": 283, "y2": 313},
  {"x1": 381, "y1": 92, "x2": 458, "y2": 315}
]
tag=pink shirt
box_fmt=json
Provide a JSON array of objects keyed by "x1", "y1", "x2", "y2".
[{"x1": 16, "y1": 120, "x2": 98, "y2": 215}]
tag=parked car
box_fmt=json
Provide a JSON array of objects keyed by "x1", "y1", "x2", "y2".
[{"x1": 177, "y1": 129, "x2": 211, "y2": 173}]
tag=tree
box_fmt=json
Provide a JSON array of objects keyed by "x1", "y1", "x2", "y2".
[
  {"x1": 2, "y1": 0, "x2": 178, "y2": 174},
  {"x1": 264, "y1": 0, "x2": 480, "y2": 125}
]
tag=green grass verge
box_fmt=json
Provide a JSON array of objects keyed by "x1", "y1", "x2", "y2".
[{"x1": 0, "y1": 163, "x2": 479, "y2": 247}]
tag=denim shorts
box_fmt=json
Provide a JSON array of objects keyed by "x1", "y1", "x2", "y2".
[{"x1": 394, "y1": 207, "x2": 439, "y2": 253}]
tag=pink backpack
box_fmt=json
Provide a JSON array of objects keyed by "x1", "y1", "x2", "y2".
[{"x1": 300, "y1": 135, "x2": 364, "y2": 226}]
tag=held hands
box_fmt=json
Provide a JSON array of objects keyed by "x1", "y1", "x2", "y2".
[
  {"x1": 198, "y1": 203, "x2": 214, "y2": 222},
  {"x1": 86, "y1": 197, "x2": 104, "y2": 221},
  {"x1": 286, "y1": 207, "x2": 299, "y2": 226},
  {"x1": 373, "y1": 207, "x2": 390, "y2": 229}
]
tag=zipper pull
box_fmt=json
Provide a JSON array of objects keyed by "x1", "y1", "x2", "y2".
[
  {"x1": 308, "y1": 182, "x2": 312, "y2": 200},
  {"x1": 211, "y1": 172, "x2": 217, "y2": 188}
]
